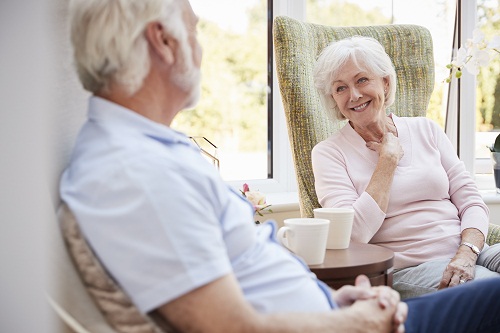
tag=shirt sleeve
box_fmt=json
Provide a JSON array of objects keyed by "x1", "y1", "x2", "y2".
[
  {"x1": 312, "y1": 140, "x2": 386, "y2": 243},
  {"x1": 428, "y1": 119, "x2": 489, "y2": 238},
  {"x1": 71, "y1": 153, "x2": 233, "y2": 313}
]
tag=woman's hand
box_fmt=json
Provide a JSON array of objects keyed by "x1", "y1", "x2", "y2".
[
  {"x1": 364, "y1": 133, "x2": 404, "y2": 212},
  {"x1": 366, "y1": 132, "x2": 404, "y2": 162},
  {"x1": 439, "y1": 228, "x2": 484, "y2": 289},
  {"x1": 438, "y1": 251, "x2": 476, "y2": 288}
]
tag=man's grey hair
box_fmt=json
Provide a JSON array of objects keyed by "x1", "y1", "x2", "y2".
[{"x1": 69, "y1": 0, "x2": 189, "y2": 95}]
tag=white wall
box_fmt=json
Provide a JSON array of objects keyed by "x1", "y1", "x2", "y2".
[
  {"x1": 0, "y1": 0, "x2": 88, "y2": 332},
  {"x1": 0, "y1": 0, "x2": 56, "y2": 331}
]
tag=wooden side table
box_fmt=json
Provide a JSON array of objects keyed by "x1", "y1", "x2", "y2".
[{"x1": 309, "y1": 242, "x2": 394, "y2": 289}]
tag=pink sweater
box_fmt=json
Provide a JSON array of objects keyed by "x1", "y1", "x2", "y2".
[{"x1": 312, "y1": 114, "x2": 489, "y2": 269}]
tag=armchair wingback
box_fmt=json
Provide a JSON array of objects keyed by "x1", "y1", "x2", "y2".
[
  {"x1": 273, "y1": 16, "x2": 434, "y2": 218},
  {"x1": 273, "y1": 15, "x2": 500, "y2": 246}
]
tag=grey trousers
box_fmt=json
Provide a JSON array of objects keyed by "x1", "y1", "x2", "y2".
[{"x1": 393, "y1": 243, "x2": 500, "y2": 299}]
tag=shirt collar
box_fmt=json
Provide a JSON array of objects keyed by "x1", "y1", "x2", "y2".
[{"x1": 88, "y1": 96, "x2": 195, "y2": 148}]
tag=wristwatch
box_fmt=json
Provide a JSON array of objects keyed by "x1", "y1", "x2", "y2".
[{"x1": 460, "y1": 242, "x2": 481, "y2": 256}]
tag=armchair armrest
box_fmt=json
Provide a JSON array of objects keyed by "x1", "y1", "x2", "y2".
[{"x1": 487, "y1": 223, "x2": 500, "y2": 246}]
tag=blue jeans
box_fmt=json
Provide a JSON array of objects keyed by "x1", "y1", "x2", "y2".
[{"x1": 404, "y1": 278, "x2": 500, "y2": 333}]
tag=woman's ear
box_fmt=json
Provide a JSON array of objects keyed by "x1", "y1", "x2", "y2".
[
  {"x1": 144, "y1": 22, "x2": 176, "y2": 65},
  {"x1": 383, "y1": 77, "x2": 389, "y2": 91}
]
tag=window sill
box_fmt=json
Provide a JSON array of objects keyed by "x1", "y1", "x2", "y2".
[
  {"x1": 476, "y1": 174, "x2": 500, "y2": 204},
  {"x1": 263, "y1": 174, "x2": 500, "y2": 213},
  {"x1": 263, "y1": 191, "x2": 300, "y2": 213}
]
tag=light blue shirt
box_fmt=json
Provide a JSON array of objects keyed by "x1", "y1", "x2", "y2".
[{"x1": 60, "y1": 97, "x2": 336, "y2": 313}]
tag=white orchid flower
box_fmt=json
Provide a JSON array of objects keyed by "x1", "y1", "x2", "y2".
[
  {"x1": 452, "y1": 47, "x2": 467, "y2": 67},
  {"x1": 444, "y1": 28, "x2": 499, "y2": 82},
  {"x1": 488, "y1": 35, "x2": 500, "y2": 49},
  {"x1": 465, "y1": 48, "x2": 490, "y2": 75},
  {"x1": 472, "y1": 28, "x2": 485, "y2": 44}
]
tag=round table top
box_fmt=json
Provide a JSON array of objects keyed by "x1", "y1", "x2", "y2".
[{"x1": 308, "y1": 242, "x2": 394, "y2": 280}]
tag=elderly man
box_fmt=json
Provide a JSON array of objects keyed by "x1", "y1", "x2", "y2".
[{"x1": 60, "y1": 0, "x2": 500, "y2": 332}]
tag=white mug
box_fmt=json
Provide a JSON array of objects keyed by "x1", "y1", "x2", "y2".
[
  {"x1": 277, "y1": 218, "x2": 330, "y2": 265},
  {"x1": 313, "y1": 207, "x2": 354, "y2": 249}
]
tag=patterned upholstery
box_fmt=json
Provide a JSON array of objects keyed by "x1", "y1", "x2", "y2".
[
  {"x1": 58, "y1": 202, "x2": 178, "y2": 333},
  {"x1": 273, "y1": 15, "x2": 500, "y2": 246},
  {"x1": 487, "y1": 223, "x2": 500, "y2": 246}
]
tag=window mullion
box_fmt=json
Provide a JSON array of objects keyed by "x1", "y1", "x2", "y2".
[{"x1": 459, "y1": 0, "x2": 477, "y2": 174}]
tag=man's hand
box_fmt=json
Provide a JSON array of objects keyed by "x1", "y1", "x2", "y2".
[
  {"x1": 332, "y1": 275, "x2": 407, "y2": 333},
  {"x1": 158, "y1": 273, "x2": 407, "y2": 333},
  {"x1": 332, "y1": 275, "x2": 377, "y2": 307}
]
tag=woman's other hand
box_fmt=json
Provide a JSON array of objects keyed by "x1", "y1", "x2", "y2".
[
  {"x1": 439, "y1": 228, "x2": 484, "y2": 289},
  {"x1": 438, "y1": 251, "x2": 476, "y2": 289}
]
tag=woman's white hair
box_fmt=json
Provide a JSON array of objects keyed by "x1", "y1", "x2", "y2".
[
  {"x1": 313, "y1": 36, "x2": 397, "y2": 121},
  {"x1": 69, "y1": 0, "x2": 190, "y2": 95}
]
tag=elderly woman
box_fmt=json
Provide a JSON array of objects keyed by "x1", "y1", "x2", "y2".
[{"x1": 311, "y1": 36, "x2": 500, "y2": 299}]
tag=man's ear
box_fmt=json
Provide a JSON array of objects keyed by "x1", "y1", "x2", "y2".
[{"x1": 145, "y1": 22, "x2": 176, "y2": 65}]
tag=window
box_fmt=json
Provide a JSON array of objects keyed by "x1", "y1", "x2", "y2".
[
  {"x1": 474, "y1": 0, "x2": 500, "y2": 175},
  {"x1": 177, "y1": 0, "x2": 271, "y2": 182},
  {"x1": 452, "y1": 0, "x2": 500, "y2": 192},
  {"x1": 181, "y1": 0, "x2": 495, "y2": 196},
  {"x1": 178, "y1": 0, "x2": 299, "y2": 195}
]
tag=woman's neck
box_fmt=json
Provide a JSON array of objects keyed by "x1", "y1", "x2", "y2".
[{"x1": 350, "y1": 114, "x2": 397, "y2": 143}]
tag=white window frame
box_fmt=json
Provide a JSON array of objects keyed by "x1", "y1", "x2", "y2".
[
  {"x1": 226, "y1": 0, "x2": 305, "y2": 195},
  {"x1": 457, "y1": 0, "x2": 495, "y2": 179},
  {"x1": 458, "y1": 0, "x2": 478, "y2": 175}
]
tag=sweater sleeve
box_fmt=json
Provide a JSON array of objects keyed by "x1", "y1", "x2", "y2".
[
  {"x1": 429, "y1": 120, "x2": 489, "y2": 238},
  {"x1": 312, "y1": 140, "x2": 386, "y2": 243}
]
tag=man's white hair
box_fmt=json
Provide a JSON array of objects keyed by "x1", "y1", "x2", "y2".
[{"x1": 69, "y1": 0, "x2": 190, "y2": 95}]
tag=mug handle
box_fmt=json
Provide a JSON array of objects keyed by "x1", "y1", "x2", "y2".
[{"x1": 277, "y1": 226, "x2": 291, "y2": 250}]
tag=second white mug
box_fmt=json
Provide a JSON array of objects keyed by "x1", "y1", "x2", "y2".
[{"x1": 313, "y1": 207, "x2": 354, "y2": 249}]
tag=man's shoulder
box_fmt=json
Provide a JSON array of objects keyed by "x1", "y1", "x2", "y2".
[{"x1": 65, "y1": 126, "x2": 212, "y2": 192}]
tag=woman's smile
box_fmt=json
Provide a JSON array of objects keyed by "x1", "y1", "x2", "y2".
[{"x1": 352, "y1": 101, "x2": 370, "y2": 111}]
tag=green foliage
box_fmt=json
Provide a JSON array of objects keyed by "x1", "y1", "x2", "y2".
[
  {"x1": 177, "y1": 0, "x2": 482, "y2": 155},
  {"x1": 174, "y1": 0, "x2": 395, "y2": 155},
  {"x1": 306, "y1": 0, "x2": 391, "y2": 26},
  {"x1": 173, "y1": 0, "x2": 268, "y2": 153},
  {"x1": 476, "y1": 0, "x2": 500, "y2": 131}
]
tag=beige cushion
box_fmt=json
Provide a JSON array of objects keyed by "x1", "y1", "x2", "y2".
[{"x1": 58, "y1": 202, "x2": 177, "y2": 333}]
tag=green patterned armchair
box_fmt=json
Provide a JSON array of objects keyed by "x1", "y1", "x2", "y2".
[{"x1": 273, "y1": 15, "x2": 500, "y2": 246}]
